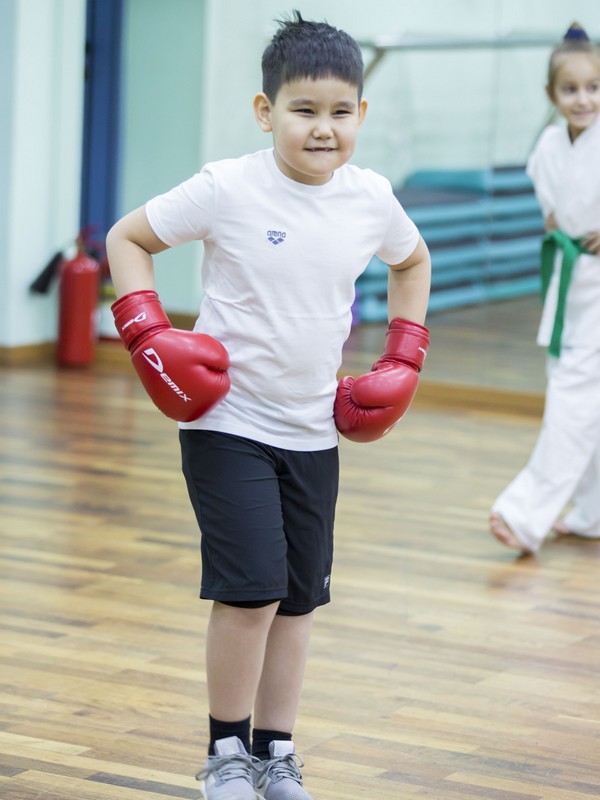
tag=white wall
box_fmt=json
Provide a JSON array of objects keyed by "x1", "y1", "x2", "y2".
[
  {"x1": 0, "y1": 0, "x2": 86, "y2": 349},
  {"x1": 119, "y1": 0, "x2": 206, "y2": 314},
  {"x1": 0, "y1": 0, "x2": 17, "y2": 341}
]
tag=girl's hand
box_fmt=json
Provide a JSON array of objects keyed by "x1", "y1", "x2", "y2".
[
  {"x1": 582, "y1": 232, "x2": 600, "y2": 255},
  {"x1": 544, "y1": 212, "x2": 558, "y2": 232}
]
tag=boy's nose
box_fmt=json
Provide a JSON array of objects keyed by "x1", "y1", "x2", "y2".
[{"x1": 312, "y1": 117, "x2": 333, "y2": 137}]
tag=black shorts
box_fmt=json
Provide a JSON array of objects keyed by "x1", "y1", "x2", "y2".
[{"x1": 179, "y1": 430, "x2": 339, "y2": 614}]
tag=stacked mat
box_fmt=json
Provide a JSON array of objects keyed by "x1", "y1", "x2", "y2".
[{"x1": 356, "y1": 166, "x2": 545, "y2": 322}]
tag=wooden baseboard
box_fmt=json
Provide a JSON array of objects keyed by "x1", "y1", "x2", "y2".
[
  {"x1": 0, "y1": 310, "x2": 196, "y2": 369},
  {"x1": 414, "y1": 380, "x2": 544, "y2": 417},
  {"x1": 0, "y1": 338, "x2": 131, "y2": 371},
  {"x1": 167, "y1": 311, "x2": 195, "y2": 330},
  {"x1": 1, "y1": 336, "x2": 544, "y2": 417},
  {"x1": 0, "y1": 342, "x2": 56, "y2": 366}
]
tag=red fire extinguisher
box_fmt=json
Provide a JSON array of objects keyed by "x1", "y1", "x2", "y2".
[{"x1": 57, "y1": 234, "x2": 100, "y2": 366}]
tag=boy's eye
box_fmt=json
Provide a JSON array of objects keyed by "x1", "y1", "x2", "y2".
[
  {"x1": 294, "y1": 108, "x2": 314, "y2": 115},
  {"x1": 333, "y1": 109, "x2": 352, "y2": 116}
]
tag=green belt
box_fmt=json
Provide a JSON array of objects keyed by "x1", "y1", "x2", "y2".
[{"x1": 540, "y1": 230, "x2": 587, "y2": 357}]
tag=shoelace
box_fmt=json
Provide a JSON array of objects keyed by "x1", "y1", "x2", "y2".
[
  {"x1": 258, "y1": 752, "x2": 305, "y2": 785},
  {"x1": 196, "y1": 752, "x2": 262, "y2": 783}
]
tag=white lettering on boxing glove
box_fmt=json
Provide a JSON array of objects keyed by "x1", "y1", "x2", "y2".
[
  {"x1": 122, "y1": 311, "x2": 147, "y2": 330},
  {"x1": 142, "y1": 348, "x2": 191, "y2": 403}
]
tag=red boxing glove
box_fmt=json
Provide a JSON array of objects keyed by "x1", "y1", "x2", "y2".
[
  {"x1": 112, "y1": 290, "x2": 230, "y2": 422},
  {"x1": 334, "y1": 317, "x2": 429, "y2": 443}
]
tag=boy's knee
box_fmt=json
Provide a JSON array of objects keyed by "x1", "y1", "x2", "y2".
[{"x1": 213, "y1": 600, "x2": 280, "y2": 630}]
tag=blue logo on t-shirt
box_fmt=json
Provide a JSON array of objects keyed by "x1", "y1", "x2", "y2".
[{"x1": 267, "y1": 230, "x2": 286, "y2": 245}]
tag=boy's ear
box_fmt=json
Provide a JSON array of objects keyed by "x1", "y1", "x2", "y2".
[
  {"x1": 545, "y1": 83, "x2": 556, "y2": 104},
  {"x1": 254, "y1": 92, "x2": 273, "y2": 132},
  {"x1": 358, "y1": 98, "x2": 368, "y2": 126}
]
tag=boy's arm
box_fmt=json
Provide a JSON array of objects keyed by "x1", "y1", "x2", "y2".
[
  {"x1": 387, "y1": 235, "x2": 431, "y2": 324},
  {"x1": 334, "y1": 236, "x2": 431, "y2": 443},
  {"x1": 105, "y1": 206, "x2": 231, "y2": 422},
  {"x1": 105, "y1": 205, "x2": 170, "y2": 298}
]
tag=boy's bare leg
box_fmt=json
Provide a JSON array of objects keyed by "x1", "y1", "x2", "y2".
[
  {"x1": 206, "y1": 601, "x2": 279, "y2": 721},
  {"x1": 254, "y1": 611, "x2": 314, "y2": 732},
  {"x1": 489, "y1": 511, "x2": 532, "y2": 552}
]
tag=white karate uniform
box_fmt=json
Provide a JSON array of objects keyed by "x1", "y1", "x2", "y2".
[{"x1": 492, "y1": 118, "x2": 600, "y2": 551}]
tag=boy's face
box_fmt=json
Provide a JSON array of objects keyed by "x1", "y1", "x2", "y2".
[
  {"x1": 547, "y1": 52, "x2": 600, "y2": 141},
  {"x1": 254, "y1": 77, "x2": 367, "y2": 185}
]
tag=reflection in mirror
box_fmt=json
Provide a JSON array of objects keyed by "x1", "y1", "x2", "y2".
[{"x1": 349, "y1": 33, "x2": 560, "y2": 402}]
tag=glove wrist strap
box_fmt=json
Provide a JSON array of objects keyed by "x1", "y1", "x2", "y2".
[
  {"x1": 381, "y1": 317, "x2": 430, "y2": 372},
  {"x1": 111, "y1": 290, "x2": 171, "y2": 351}
]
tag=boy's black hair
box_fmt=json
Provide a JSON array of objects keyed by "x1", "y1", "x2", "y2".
[
  {"x1": 547, "y1": 22, "x2": 600, "y2": 87},
  {"x1": 261, "y1": 10, "x2": 364, "y2": 102}
]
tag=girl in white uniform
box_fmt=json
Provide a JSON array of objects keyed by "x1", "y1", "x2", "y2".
[{"x1": 490, "y1": 23, "x2": 600, "y2": 553}]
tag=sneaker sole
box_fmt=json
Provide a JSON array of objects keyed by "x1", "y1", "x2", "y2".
[{"x1": 199, "y1": 781, "x2": 265, "y2": 800}]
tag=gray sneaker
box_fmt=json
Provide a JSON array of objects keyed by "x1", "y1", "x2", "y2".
[
  {"x1": 255, "y1": 741, "x2": 314, "y2": 800},
  {"x1": 196, "y1": 736, "x2": 260, "y2": 800}
]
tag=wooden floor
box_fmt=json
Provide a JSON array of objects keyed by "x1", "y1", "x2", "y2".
[{"x1": 1, "y1": 301, "x2": 599, "y2": 800}]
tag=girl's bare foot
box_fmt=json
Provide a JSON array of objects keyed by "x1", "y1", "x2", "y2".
[
  {"x1": 552, "y1": 521, "x2": 572, "y2": 536},
  {"x1": 490, "y1": 512, "x2": 532, "y2": 552}
]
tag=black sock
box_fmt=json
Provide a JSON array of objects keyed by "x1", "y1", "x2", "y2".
[
  {"x1": 209, "y1": 715, "x2": 251, "y2": 755},
  {"x1": 251, "y1": 728, "x2": 292, "y2": 760}
]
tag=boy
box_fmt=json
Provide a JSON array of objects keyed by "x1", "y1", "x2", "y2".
[{"x1": 106, "y1": 11, "x2": 430, "y2": 800}]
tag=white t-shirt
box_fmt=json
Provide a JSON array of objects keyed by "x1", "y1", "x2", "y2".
[
  {"x1": 145, "y1": 148, "x2": 419, "y2": 449},
  {"x1": 526, "y1": 118, "x2": 600, "y2": 349}
]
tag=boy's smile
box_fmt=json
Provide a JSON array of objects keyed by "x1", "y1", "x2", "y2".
[
  {"x1": 254, "y1": 77, "x2": 367, "y2": 185},
  {"x1": 548, "y1": 52, "x2": 600, "y2": 141}
]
